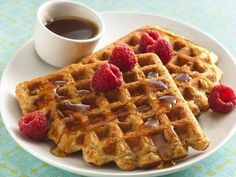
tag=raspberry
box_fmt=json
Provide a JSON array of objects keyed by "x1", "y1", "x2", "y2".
[
  {"x1": 147, "y1": 38, "x2": 173, "y2": 64},
  {"x1": 139, "y1": 30, "x2": 160, "y2": 52},
  {"x1": 92, "y1": 63, "x2": 123, "y2": 91},
  {"x1": 109, "y1": 43, "x2": 137, "y2": 72},
  {"x1": 208, "y1": 84, "x2": 236, "y2": 113},
  {"x1": 18, "y1": 111, "x2": 48, "y2": 141}
]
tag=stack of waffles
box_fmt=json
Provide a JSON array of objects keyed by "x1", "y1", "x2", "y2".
[
  {"x1": 15, "y1": 26, "x2": 222, "y2": 170},
  {"x1": 81, "y1": 26, "x2": 223, "y2": 116}
]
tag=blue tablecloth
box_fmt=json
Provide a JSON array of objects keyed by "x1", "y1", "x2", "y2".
[{"x1": 1, "y1": 0, "x2": 236, "y2": 176}]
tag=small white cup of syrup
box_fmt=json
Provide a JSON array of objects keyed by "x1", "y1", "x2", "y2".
[{"x1": 34, "y1": 0, "x2": 105, "y2": 68}]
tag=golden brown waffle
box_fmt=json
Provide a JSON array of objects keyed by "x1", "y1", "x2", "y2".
[
  {"x1": 80, "y1": 26, "x2": 223, "y2": 116},
  {"x1": 16, "y1": 53, "x2": 209, "y2": 170}
]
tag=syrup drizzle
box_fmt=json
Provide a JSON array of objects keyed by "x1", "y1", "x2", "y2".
[
  {"x1": 151, "y1": 132, "x2": 172, "y2": 157},
  {"x1": 144, "y1": 116, "x2": 160, "y2": 128},
  {"x1": 159, "y1": 95, "x2": 177, "y2": 110},
  {"x1": 53, "y1": 80, "x2": 67, "y2": 100},
  {"x1": 147, "y1": 71, "x2": 159, "y2": 78},
  {"x1": 53, "y1": 80, "x2": 66, "y2": 86},
  {"x1": 147, "y1": 80, "x2": 168, "y2": 91},
  {"x1": 54, "y1": 86, "x2": 66, "y2": 100},
  {"x1": 57, "y1": 109, "x2": 65, "y2": 117},
  {"x1": 175, "y1": 73, "x2": 192, "y2": 82},
  {"x1": 174, "y1": 124, "x2": 188, "y2": 137},
  {"x1": 114, "y1": 106, "x2": 130, "y2": 121},
  {"x1": 65, "y1": 100, "x2": 90, "y2": 111},
  {"x1": 137, "y1": 104, "x2": 152, "y2": 113},
  {"x1": 77, "y1": 89, "x2": 91, "y2": 96}
]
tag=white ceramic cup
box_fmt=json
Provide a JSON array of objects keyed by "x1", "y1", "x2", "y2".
[{"x1": 34, "y1": 0, "x2": 105, "y2": 68}]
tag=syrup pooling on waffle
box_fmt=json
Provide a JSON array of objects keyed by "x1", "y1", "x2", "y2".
[
  {"x1": 81, "y1": 26, "x2": 223, "y2": 116},
  {"x1": 16, "y1": 53, "x2": 209, "y2": 170}
]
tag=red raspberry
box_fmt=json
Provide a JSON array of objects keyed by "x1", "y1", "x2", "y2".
[
  {"x1": 18, "y1": 111, "x2": 48, "y2": 141},
  {"x1": 109, "y1": 43, "x2": 137, "y2": 72},
  {"x1": 92, "y1": 63, "x2": 123, "y2": 91},
  {"x1": 208, "y1": 84, "x2": 236, "y2": 113},
  {"x1": 139, "y1": 30, "x2": 160, "y2": 52},
  {"x1": 147, "y1": 38, "x2": 173, "y2": 64}
]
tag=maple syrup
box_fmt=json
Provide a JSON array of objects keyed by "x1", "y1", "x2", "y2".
[
  {"x1": 45, "y1": 16, "x2": 98, "y2": 40},
  {"x1": 57, "y1": 108, "x2": 66, "y2": 118},
  {"x1": 144, "y1": 116, "x2": 160, "y2": 128},
  {"x1": 147, "y1": 80, "x2": 168, "y2": 91},
  {"x1": 65, "y1": 100, "x2": 90, "y2": 111},
  {"x1": 113, "y1": 106, "x2": 130, "y2": 121},
  {"x1": 151, "y1": 132, "x2": 172, "y2": 157},
  {"x1": 175, "y1": 73, "x2": 192, "y2": 82},
  {"x1": 159, "y1": 95, "x2": 177, "y2": 110},
  {"x1": 118, "y1": 122, "x2": 132, "y2": 133},
  {"x1": 174, "y1": 124, "x2": 188, "y2": 137},
  {"x1": 137, "y1": 104, "x2": 152, "y2": 113},
  {"x1": 56, "y1": 103, "x2": 71, "y2": 118},
  {"x1": 53, "y1": 80, "x2": 67, "y2": 100},
  {"x1": 53, "y1": 80, "x2": 66, "y2": 86},
  {"x1": 77, "y1": 89, "x2": 91, "y2": 96},
  {"x1": 54, "y1": 88, "x2": 67, "y2": 100},
  {"x1": 146, "y1": 71, "x2": 159, "y2": 78}
]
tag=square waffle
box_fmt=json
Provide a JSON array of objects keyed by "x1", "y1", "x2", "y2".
[
  {"x1": 16, "y1": 53, "x2": 209, "y2": 170},
  {"x1": 80, "y1": 26, "x2": 223, "y2": 116}
]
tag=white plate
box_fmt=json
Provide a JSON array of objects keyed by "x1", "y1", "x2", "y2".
[{"x1": 1, "y1": 12, "x2": 236, "y2": 177}]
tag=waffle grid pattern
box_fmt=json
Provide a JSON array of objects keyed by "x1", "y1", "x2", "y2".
[
  {"x1": 81, "y1": 26, "x2": 223, "y2": 117},
  {"x1": 16, "y1": 53, "x2": 209, "y2": 170},
  {"x1": 1, "y1": 0, "x2": 236, "y2": 176}
]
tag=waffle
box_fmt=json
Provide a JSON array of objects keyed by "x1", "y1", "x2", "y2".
[
  {"x1": 16, "y1": 53, "x2": 209, "y2": 170},
  {"x1": 81, "y1": 26, "x2": 223, "y2": 116}
]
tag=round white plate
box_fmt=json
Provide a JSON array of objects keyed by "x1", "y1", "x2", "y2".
[{"x1": 1, "y1": 12, "x2": 236, "y2": 177}]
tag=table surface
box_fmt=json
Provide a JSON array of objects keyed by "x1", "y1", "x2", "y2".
[{"x1": 0, "y1": 0, "x2": 236, "y2": 177}]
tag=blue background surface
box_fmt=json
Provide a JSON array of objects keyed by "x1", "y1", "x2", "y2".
[{"x1": 0, "y1": 0, "x2": 236, "y2": 176}]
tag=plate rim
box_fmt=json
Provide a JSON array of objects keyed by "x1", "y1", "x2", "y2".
[{"x1": 1, "y1": 11, "x2": 236, "y2": 177}]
